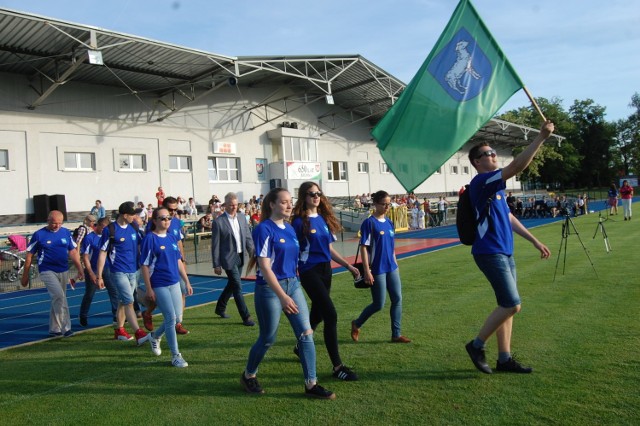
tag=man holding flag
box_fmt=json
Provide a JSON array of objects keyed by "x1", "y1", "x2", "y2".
[{"x1": 370, "y1": 0, "x2": 557, "y2": 374}]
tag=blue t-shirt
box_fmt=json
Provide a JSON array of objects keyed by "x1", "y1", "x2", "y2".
[
  {"x1": 81, "y1": 231, "x2": 103, "y2": 271},
  {"x1": 359, "y1": 216, "x2": 397, "y2": 275},
  {"x1": 140, "y1": 233, "x2": 181, "y2": 288},
  {"x1": 469, "y1": 169, "x2": 513, "y2": 256},
  {"x1": 99, "y1": 223, "x2": 141, "y2": 273},
  {"x1": 27, "y1": 227, "x2": 76, "y2": 273},
  {"x1": 292, "y1": 214, "x2": 336, "y2": 273},
  {"x1": 253, "y1": 219, "x2": 299, "y2": 285}
]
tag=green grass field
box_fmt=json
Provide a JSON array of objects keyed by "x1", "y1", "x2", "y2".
[{"x1": 1, "y1": 212, "x2": 638, "y2": 425}]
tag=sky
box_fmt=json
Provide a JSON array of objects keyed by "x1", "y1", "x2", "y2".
[{"x1": 1, "y1": 0, "x2": 638, "y2": 121}]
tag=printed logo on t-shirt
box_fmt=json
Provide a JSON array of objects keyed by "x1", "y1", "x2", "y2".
[
  {"x1": 496, "y1": 195, "x2": 502, "y2": 200},
  {"x1": 172, "y1": 243, "x2": 178, "y2": 251},
  {"x1": 119, "y1": 237, "x2": 125, "y2": 242},
  {"x1": 160, "y1": 246, "x2": 166, "y2": 250},
  {"x1": 279, "y1": 238, "x2": 285, "y2": 243},
  {"x1": 131, "y1": 234, "x2": 137, "y2": 241},
  {"x1": 380, "y1": 231, "x2": 385, "y2": 235},
  {"x1": 61, "y1": 238, "x2": 68, "y2": 244},
  {"x1": 310, "y1": 229, "x2": 317, "y2": 234},
  {"x1": 46, "y1": 240, "x2": 52, "y2": 244}
]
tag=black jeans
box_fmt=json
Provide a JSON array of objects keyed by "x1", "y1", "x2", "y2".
[{"x1": 299, "y1": 262, "x2": 342, "y2": 368}]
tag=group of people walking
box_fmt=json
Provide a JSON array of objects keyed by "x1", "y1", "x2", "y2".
[{"x1": 28, "y1": 119, "x2": 626, "y2": 399}]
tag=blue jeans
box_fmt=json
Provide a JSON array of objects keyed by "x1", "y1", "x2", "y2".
[
  {"x1": 246, "y1": 278, "x2": 316, "y2": 383},
  {"x1": 354, "y1": 268, "x2": 403, "y2": 338},
  {"x1": 101, "y1": 268, "x2": 120, "y2": 323},
  {"x1": 473, "y1": 254, "x2": 520, "y2": 308},
  {"x1": 217, "y1": 263, "x2": 250, "y2": 320},
  {"x1": 80, "y1": 269, "x2": 97, "y2": 320},
  {"x1": 111, "y1": 271, "x2": 138, "y2": 305},
  {"x1": 151, "y1": 283, "x2": 183, "y2": 356}
]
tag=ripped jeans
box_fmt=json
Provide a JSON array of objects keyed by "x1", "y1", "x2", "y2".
[{"x1": 245, "y1": 277, "x2": 316, "y2": 383}]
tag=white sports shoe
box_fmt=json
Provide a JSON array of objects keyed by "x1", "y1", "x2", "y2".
[
  {"x1": 172, "y1": 353, "x2": 188, "y2": 368},
  {"x1": 149, "y1": 334, "x2": 162, "y2": 356}
]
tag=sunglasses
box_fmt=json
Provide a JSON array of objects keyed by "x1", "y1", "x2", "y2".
[
  {"x1": 157, "y1": 216, "x2": 172, "y2": 221},
  {"x1": 476, "y1": 149, "x2": 497, "y2": 159},
  {"x1": 307, "y1": 191, "x2": 322, "y2": 198},
  {"x1": 167, "y1": 208, "x2": 178, "y2": 213}
]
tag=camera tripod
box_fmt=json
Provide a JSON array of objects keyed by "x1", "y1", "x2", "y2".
[
  {"x1": 553, "y1": 214, "x2": 598, "y2": 282},
  {"x1": 592, "y1": 212, "x2": 612, "y2": 253}
]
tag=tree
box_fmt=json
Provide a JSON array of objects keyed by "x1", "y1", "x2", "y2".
[{"x1": 613, "y1": 93, "x2": 640, "y2": 176}]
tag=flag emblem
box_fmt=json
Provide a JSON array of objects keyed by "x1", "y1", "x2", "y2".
[{"x1": 428, "y1": 27, "x2": 492, "y2": 102}]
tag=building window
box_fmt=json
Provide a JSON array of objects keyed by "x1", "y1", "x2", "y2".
[
  {"x1": 169, "y1": 155, "x2": 192, "y2": 171},
  {"x1": 208, "y1": 156, "x2": 240, "y2": 182},
  {"x1": 434, "y1": 167, "x2": 441, "y2": 174},
  {"x1": 451, "y1": 165, "x2": 459, "y2": 175},
  {"x1": 284, "y1": 137, "x2": 318, "y2": 161},
  {"x1": 462, "y1": 165, "x2": 470, "y2": 175},
  {"x1": 64, "y1": 152, "x2": 95, "y2": 171},
  {"x1": 119, "y1": 153, "x2": 146, "y2": 171},
  {"x1": 380, "y1": 162, "x2": 390, "y2": 174},
  {"x1": 0, "y1": 149, "x2": 8, "y2": 171},
  {"x1": 327, "y1": 161, "x2": 348, "y2": 181},
  {"x1": 357, "y1": 162, "x2": 369, "y2": 173}
]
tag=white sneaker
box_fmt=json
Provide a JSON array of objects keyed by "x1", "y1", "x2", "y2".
[
  {"x1": 172, "y1": 353, "x2": 188, "y2": 368},
  {"x1": 149, "y1": 334, "x2": 162, "y2": 356}
]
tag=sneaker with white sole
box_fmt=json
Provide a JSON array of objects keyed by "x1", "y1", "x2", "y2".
[
  {"x1": 114, "y1": 327, "x2": 133, "y2": 341},
  {"x1": 149, "y1": 334, "x2": 162, "y2": 356},
  {"x1": 135, "y1": 329, "x2": 149, "y2": 346},
  {"x1": 172, "y1": 353, "x2": 188, "y2": 368}
]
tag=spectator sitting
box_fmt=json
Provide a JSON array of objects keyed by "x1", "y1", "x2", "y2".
[
  {"x1": 197, "y1": 213, "x2": 213, "y2": 232},
  {"x1": 353, "y1": 197, "x2": 362, "y2": 209}
]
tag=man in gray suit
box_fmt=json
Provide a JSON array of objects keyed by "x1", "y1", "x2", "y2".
[{"x1": 212, "y1": 192, "x2": 255, "y2": 326}]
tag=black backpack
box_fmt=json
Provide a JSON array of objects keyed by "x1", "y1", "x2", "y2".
[{"x1": 456, "y1": 185, "x2": 492, "y2": 245}]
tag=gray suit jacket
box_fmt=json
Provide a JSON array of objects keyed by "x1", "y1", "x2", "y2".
[{"x1": 211, "y1": 213, "x2": 254, "y2": 270}]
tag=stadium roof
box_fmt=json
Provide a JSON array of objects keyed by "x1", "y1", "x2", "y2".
[{"x1": 0, "y1": 7, "x2": 563, "y2": 144}]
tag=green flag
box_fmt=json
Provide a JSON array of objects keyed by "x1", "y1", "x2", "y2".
[{"x1": 372, "y1": 0, "x2": 524, "y2": 192}]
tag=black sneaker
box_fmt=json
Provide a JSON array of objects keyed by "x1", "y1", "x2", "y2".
[
  {"x1": 496, "y1": 356, "x2": 533, "y2": 374},
  {"x1": 79, "y1": 316, "x2": 88, "y2": 327},
  {"x1": 304, "y1": 384, "x2": 336, "y2": 400},
  {"x1": 293, "y1": 344, "x2": 300, "y2": 359},
  {"x1": 332, "y1": 365, "x2": 358, "y2": 381},
  {"x1": 465, "y1": 341, "x2": 492, "y2": 374},
  {"x1": 241, "y1": 373, "x2": 265, "y2": 394}
]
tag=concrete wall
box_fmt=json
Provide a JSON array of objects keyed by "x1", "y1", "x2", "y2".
[{"x1": 0, "y1": 71, "x2": 519, "y2": 222}]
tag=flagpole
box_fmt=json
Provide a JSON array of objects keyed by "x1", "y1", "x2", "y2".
[{"x1": 523, "y1": 86, "x2": 547, "y2": 122}]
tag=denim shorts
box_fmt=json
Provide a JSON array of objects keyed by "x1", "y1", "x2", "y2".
[
  {"x1": 110, "y1": 271, "x2": 138, "y2": 305},
  {"x1": 473, "y1": 254, "x2": 521, "y2": 308}
]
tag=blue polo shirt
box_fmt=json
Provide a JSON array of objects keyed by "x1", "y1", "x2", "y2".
[
  {"x1": 292, "y1": 214, "x2": 335, "y2": 273},
  {"x1": 99, "y1": 223, "x2": 141, "y2": 273},
  {"x1": 140, "y1": 232, "x2": 181, "y2": 288},
  {"x1": 360, "y1": 216, "x2": 397, "y2": 275},
  {"x1": 469, "y1": 169, "x2": 513, "y2": 256},
  {"x1": 253, "y1": 219, "x2": 299, "y2": 285},
  {"x1": 27, "y1": 227, "x2": 76, "y2": 273}
]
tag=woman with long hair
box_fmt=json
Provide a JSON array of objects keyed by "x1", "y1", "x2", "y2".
[
  {"x1": 291, "y1": 181, "x2": 360, "y2": 381},
  {"x1": 351, "y1": 190, "x2": 411, "y2": 344},
  {"x1": 241, "y1": 188, "x2": 335, "y2": 399},
  {"x1": 140, "y1": 207, "x2": 193, "y2": 368},
  {"x1": 619, "y1": 180, "x2": 634, "y2": 220}
]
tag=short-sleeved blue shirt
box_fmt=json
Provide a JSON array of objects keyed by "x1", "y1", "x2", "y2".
[
  {"x1": 140, "y1": 232, "x2": 181, "y2": 288},
  {"x1": 81, "y1": 231, "x2": 102, "y2": 271},
  {"x1": 292, "y1": 214, "x2": 336, "y2": 273},
  {"x1": 469, "y1": 169, "x2": 513, "y2": 255},
  {"x1": 359, "y1": 216, "x2": 397, "y2": 275},
  {"x1": 253, "y1": 219, "x2": 299, "y2": 285},
  {"x1": 99, "y1": 223, "x2": 141, "y2": 273},
  {"x1": 27, "y1": 227, "x2": 76, "y2": 273}
]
